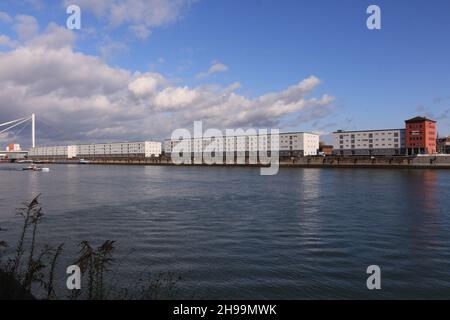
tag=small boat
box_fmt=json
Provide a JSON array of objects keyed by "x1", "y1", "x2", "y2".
[
  {"x1": 17, "y1": 160, "x2": 33, "y2": 163},
  {"x1": 21, "y1": 165, "x2": 50, "y2": 172},
  {"x1": 79, "y1": 159, "x2": 91, "y2": 164}
]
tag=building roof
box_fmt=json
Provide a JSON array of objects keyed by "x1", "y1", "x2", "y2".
[
  {"x1": 333, "y1": 129, "x2": 405, "y2": 134},
  {"x1": 405, "y1": 116, "x2": 436, "y2": 123}
]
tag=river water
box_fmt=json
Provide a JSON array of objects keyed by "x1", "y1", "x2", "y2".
[{"x1": 1, "y1": 163, "x2": 450, "y2": 299}]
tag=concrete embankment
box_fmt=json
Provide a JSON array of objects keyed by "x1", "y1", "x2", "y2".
[{"x1": 22, "y1": 155, "x2": 450, "y2": 169}]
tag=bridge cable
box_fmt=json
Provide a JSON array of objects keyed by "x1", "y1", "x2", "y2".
[
  {"x1": 36, "y1": 117, "x2": 81, "y2": 145},
  {"x1": 0, "y1": 117, "x2": 29, "y2": 128},
  {"x1": 13, "y1": 118, "x2": 31, "y2": 137},
  {"x1": 0, "y1": 117, "x2": 31, "y2": 135}
]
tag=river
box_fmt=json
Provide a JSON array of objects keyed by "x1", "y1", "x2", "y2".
[{"x1": 1, "y1": 163, "x2": 450, "y2": 299}]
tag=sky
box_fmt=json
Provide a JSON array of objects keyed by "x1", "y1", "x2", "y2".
[{"x1": 1, "y1": 0, "x2": 450, "y2": 147}]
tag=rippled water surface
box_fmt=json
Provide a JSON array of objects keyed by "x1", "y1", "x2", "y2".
[{"x1": 1, "y1": 163, "x2": 450, "y2": 299}]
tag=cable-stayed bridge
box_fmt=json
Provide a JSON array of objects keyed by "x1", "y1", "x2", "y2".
[{"x1": 0, "y1": 114, "x2": 35, "y2": 159}]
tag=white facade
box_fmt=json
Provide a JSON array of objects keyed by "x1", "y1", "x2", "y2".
[
  {"x1": 165, "y1": 132, "x2": 319, "y2": 157},
  {"x1": 29, "y1": 145, "x2": 71, "y2": 157},
  {"x1": 29, "y1": 141, "x2": 161, "y2": 158},
  {"x1": 279, "y1": 132, "x2": 319, "y2": 156},
  {"x1": 6, "y1": 144, "x2": 21, "y2": 151},
  {"x1": 333, "y1": 129, "x2": 406, "y2": 156},
  {"x1": 67, "y1": 145, "x2": 77, "y2": 158},
  {"x1": 144, "y1": 141, "x2": 162, "y2": 157}
]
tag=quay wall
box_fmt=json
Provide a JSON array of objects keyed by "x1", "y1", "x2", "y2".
[{"x1": 23, "y1": 155, "x2": 450, "y2": 169}]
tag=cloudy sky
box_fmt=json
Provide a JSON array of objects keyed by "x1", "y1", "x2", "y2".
[{"x1": 1, "y1": 0, "x2": 450, "y2": 147}]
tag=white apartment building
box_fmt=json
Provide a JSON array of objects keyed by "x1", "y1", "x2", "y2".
[
  {"x1": 6, "y1": 144, "x2": 21, "y2": 151},
  {"x1": 164, "y1": 132, "x2": 319, "y2": 157},
  {"x1": 29, "y1": 145, "x2": 76, "y2": 158},
  {"x1": 333, "y1": 129, "x2": 406, "y2": 156},
  {"x1": 29, "y1": 141, "x2": 161, "y2": 158}
]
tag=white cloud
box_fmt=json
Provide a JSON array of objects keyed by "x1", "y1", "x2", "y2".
[
  {"x1": 14, "y1": 15, "x2": 39, "y2": 41},
  {"x1": 2, "y1": 14, "x2": 73, "y2": 50},
  {"x1": 0, "y1": 35, "x2": 17, "y2": 48},
  {"x1": 28, "y1": 23, "x2": 75, "y2": 49},
  {"x1": 154, "y1": 86, "x2": 200, "y2": 111},
  {"x1": 0, "y1": 11, "x2": 13, "y2": 23},
  {"x1": 129, "y1": 73, "x2": 166, "y2": 97},
  {"x1": 226, "y1": 82, "x2": 241, "y2": 92},
  {"x1": 63, "y1": 0, "x2": 196, "y2": 40},
  {"x1": 197, "y1": 61, "x2": 229, "y2": 79},
  {"x1": 129, "y1": 24, "x2": 152, "y2": 40},
  {"x1": 64, "y1": 0, "x2": 110, "y2": 17},
  {"x1": 209, "y1": 62, "x2": 228, "y2": 74},
  {"x1": 99, "y1": 39, "x2": 128, "y2": 59},
  {"x1": 0, "y1": 18, "x2": 335, "y2": 146}
]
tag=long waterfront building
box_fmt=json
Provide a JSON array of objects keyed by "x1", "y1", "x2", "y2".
[
  {"x1": 332, "y1": 129, "x2": 406, "y2": 156},
  {"x1": 164, "y1": 132, "x2": 320, "y2": 157},
  {"x1": 29, "y1": 141, "x2": 162, "y2": 158}
]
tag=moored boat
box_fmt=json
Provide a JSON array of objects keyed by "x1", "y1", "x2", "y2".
[{"x1": 21, "y1": 165, "x2": 50, "y2": 172}]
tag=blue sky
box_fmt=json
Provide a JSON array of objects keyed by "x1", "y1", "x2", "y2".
[{"x1": 1, "y1": 0, "x2": 450, "y2": 146}]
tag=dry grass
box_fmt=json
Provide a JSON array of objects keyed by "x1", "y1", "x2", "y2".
[
  {"x1": 70, "y1": 240, "x2": 116, "y2": 300},
  {"x1": 0, "y1": 195, "x2": 64, "y2": 298},
  {"x1": 0, "y1": 196, "x2": 183, "y2": 300}
]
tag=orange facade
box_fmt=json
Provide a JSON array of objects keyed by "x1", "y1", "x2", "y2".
[{"x1": 405, "y1": 117, "x2": 436, "y2": 155}]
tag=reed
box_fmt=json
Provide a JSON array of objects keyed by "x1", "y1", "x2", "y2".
[
  {"x1": 45, "y1": 244, "x2": 64, "y2": 300},
  {"x1": 10, "y1": 196, "x2": 39, "y2": 278},
  {"x1": 0, "y1": 228, "x2": 7, "y2": 265},
  {"x1": 72, "y1": 240, "x2": 116, "y2": 300},
  {"x1": 0, "y1": 196, "x2": 64, "y2": 298},
  {"x1": 0, "y1": 196, "x2": 183, "y2": 300}
]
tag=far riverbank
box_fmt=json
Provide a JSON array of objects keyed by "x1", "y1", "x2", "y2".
[{"x1": 4, "y1": 155, "x2": 450, "y2": 169}]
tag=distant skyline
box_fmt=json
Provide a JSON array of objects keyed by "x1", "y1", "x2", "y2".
[{"x1": 1, "y1": 0, "x2": 450, "y2": 147}]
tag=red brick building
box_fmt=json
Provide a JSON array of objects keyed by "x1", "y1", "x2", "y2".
[{"x1": 405, "y1": 116, "x2": 437, "y2": 155}]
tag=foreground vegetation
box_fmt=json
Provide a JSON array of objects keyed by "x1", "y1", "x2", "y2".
[{"x1": 0, "y1": 196, "x2": 181, "y2": 300}]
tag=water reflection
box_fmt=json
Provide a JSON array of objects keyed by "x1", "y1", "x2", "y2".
[
  {"x1": 27, "y1": 170, "x2": 39, "y2": 200},
  {"x1": 295, "y1": 169, "x2": 324, "y2": 243},
  {"x1": 405, "y1": 169, "x2": 438, "y2": 213},
  {"x1": 403, "y1": 170, "x2": 443, "y2": 261},
  {"x1": 300, "y1": 169, "x2": 321, "y2": 203},
  {"x1": 421, "y1": 170, "x2": 438, "y2": 212}
]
